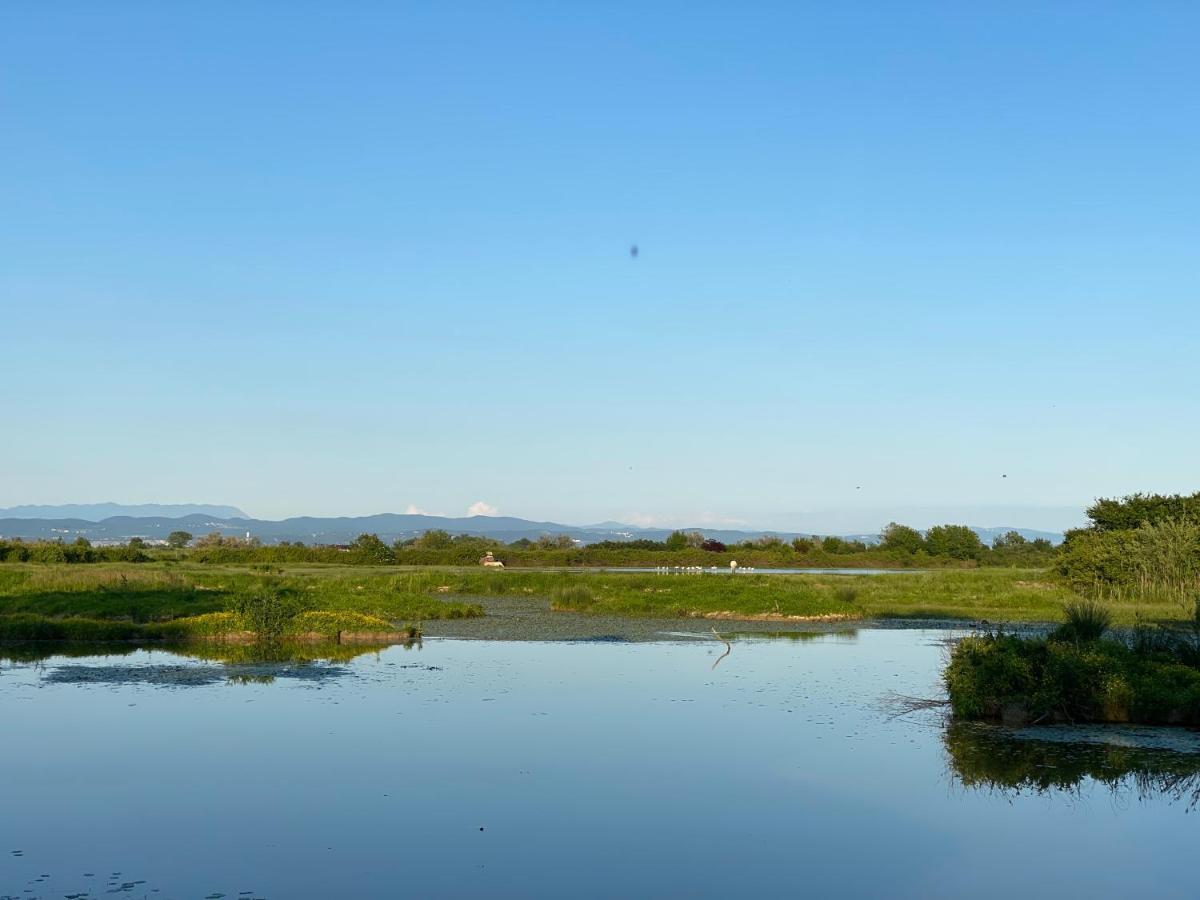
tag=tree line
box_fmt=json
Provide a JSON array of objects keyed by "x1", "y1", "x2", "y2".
[{"x1": 0, "y1": 522, "x2": 1057, "y2": 568}]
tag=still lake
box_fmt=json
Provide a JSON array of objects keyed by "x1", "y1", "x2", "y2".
[{"x1": 2, "y1": 630, "x2": 1198, "y2": 899}]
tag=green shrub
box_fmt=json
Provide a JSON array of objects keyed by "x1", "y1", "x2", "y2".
[
  {"x1": 1055, "y1": 598, "x2": 1112, "y2": 643},
  {"x1": 946, "y1": 632, "x2": 1200, "y2": 726}
]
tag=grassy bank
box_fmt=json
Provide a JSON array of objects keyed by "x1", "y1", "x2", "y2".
[
  {"x1": 414, "y1": 567, "x2": 1087, "y2": 622},
  {"x1": 2, "y1": 563, "x2": 1193, "y2": 636},
  {"x1": 0, "y1": 565, "x2": 482, "y2": 642}
]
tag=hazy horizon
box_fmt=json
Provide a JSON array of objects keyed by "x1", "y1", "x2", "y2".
[{"x1": 0, "y1": 498, "x2": 1086, "y2": 534}]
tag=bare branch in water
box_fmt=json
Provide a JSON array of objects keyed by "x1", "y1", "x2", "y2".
[
  {"x1": 878, "y1": 691, "x2": 950, "y2": 720},
  {"x1": 710, "y1": 626, "x2": 732, "y2": 670}
]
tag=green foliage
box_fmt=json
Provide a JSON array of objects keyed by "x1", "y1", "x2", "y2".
[
  {"x1": 166, "y1": 530, "x2": 192, "y2": 548},
  {"x1": 835, "y1": 586, "x2": 859, "y2": 604},
  {"x1": 1054, "y1": 598, "x2": 1113, "y2": 643},
  {"x1": 1059, "y1": 516, "x2": 1200, "y2": 605},
  {"x1": 230, "y1": 590, "x2": 303, "y2": 639},
  {"x1": 417, "y1": 529, "x2": 453, "y2": 550},
  {"x1": 536, "y1": 533, "x2": 576, "y2": 550},
  {"x1": 351, "y1": 533, "x2": 395, "y2": 564},
  {"x1": 924, "y1": 524, "x2": 983, "y2": 560},
  {"x1": 881, "y1": 523, "x2": 925, "y2": 554},
  {"x1": 664, "y1": 531, "x2": 690, "y2": 551},
  {"x1": 946, "y1": 632, "x2": 1200, "y2": 725},
  {"x1": 1086, "y1": 491, "x2": 1200, "y2": 532}
]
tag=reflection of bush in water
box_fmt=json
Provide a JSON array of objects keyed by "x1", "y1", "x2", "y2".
[
  {"x1": 0, "y1": 638, "x2": 417, "y2": 668},
  {"x1": 184, "y1": 639, "x2": 409, "y2": 666},
  {"x1": 945, "y1": 722, "x2": 1200, "y2": 808}
]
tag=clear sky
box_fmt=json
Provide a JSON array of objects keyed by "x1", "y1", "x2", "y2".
[{"x1": 3, "y1": 3, "x2": 1197, "y2": 531}]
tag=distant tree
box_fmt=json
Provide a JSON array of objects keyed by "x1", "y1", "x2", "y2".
[
  {"x1": 791, "y1": 537, "x2": 815, "y2": 554},
  {"x1": 127, "y1": 537, "x2": 146, "y2": 549},
  {"x1": 664, "y1": 531, "x2": 690, "y2": 551},
  {"x1": 1030, "y1": 538, "x2": 1053, "y2": 552},
  {"x1": 701, "y1": 539, "x2": 727, "y2": 552},
  {"x1": 821, "y1": 536, "x2": 847, "y2": 554},
  {"x1": 351, "y1": 533, "x2": 394, "y2": 563},
  {"x1": 684, "y1": 531, "x2": 705, "y2": 549},
  {"x1": 167, "y1": 530, "x2": 193, "y2": 549},
  {"x1": 508, "y1": 538, "x2": 534, "y2": 548},
  {"x1": 881, "y1": 523, "x2": 925, "y2": 555},
  {"x1": 534, "y1": 533, "x2": 575, "y2": 550},
  {"x1": 991, "y1": 530, "x2": 1027, "y2": 551},
  {"x1": 755, "y1": 535, "x2": 785, "y2": 548},
  {"x1": 418, "y1": 529, "x2": 453, "y2": 550},
  {"x1": 925, "y1": 525, "x2": 983, "y2": 560}
]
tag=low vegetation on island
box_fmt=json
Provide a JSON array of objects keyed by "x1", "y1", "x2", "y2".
[
  {"x1": 0, "y1": 567, "x2": 482, "y2": 645},
  {"x1": 947, "y1": 493, "x2": 1200, "y2": 727}
]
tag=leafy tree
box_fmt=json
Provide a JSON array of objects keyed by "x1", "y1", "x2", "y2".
[
  {"x1": 536, "y1": 533, "x2": 576, "y2": 550},
  {"x1": 991, "y1": 530, "x2": 1027, "y2": 551},
  {"x1": 167, "y1": 530, "x2": 193, "y2": 549},
  {"x1": 127, "y1": 537, "x2": 146, "y2": 549},
  {"x1": 791, "y1": 537, "x2": 815, "y2": 554},
  {"x1": 418, "y1": 529, "x2": 453, "y2": 550},
  {"x1": 1086, "y1": 492, "x2": 1200, "y2": 532},
  {"x1": 925, "y1": 525, "x2": 983, "y2": 560},
  {"x1": 664, "y1": 531, "x2": 689, "y2": 551},
  {"x1": 351, "y1": 533, "x2": 394, "y2": 564},
  {"x1": 701, "y1": 539, "x2": 727, "y2": 552},
  {"x1": 881, "y1": 523, "x2": 925, "y2": 554}
]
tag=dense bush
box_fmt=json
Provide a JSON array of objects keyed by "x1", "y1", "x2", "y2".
[
  {"x1": 946, "y1": 631, "x2": 1200, "y2": 726},
  {"x1": 1085, "y1": 492, "x2": 1200, "y2": 533}
]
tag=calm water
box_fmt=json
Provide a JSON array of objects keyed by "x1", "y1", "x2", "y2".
[{"x1": 2, "y1": 631, "x2": 1198, "y2": 899}]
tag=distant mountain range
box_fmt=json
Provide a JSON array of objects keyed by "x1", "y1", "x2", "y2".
[
  {"x1": 0, "y1": 508, "x2": 1064, "y2": 546},
  {"x1": 0, "y1": 503, "x2": 248, "y2": 521}
]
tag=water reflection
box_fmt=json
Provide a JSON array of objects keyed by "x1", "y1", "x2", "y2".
[
  {"x1": 730, "y1": 629, "x2": 859, "y2": 643},
  {"x1": 945, "y1": 722, "x2": 1200, "y2": 808},
  {"x1": 0, "y1": 638, "x2": 422, "y2": 686}
]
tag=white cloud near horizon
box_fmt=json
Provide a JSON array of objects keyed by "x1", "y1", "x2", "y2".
[
  {"x1": 467, "y1": 500, "x2": 498, "y2": 517},
  {"x1": 624, "y1": 511, "x2": 749, "y2": 529}
]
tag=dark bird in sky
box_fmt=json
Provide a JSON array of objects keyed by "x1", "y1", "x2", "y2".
[{"x1": 630, "y1": 244, "x2": 639, "y2": 258}]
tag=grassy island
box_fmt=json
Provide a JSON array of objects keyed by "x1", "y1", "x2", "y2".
[{"x1": 0, "y1": 566, "x2": 482, "y2": 645}]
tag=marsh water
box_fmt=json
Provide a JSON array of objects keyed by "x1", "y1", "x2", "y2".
[{"x1": 3, "y1": 630, "x2": 1198, "y2": 899}]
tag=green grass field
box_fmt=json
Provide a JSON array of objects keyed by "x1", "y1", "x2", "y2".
[
  {"x1": 0, "y1": 562, "x2": 1192, "y2": 637},
  {"x1": 0, "y1": 564, "x2": 483, "y2": 641}
]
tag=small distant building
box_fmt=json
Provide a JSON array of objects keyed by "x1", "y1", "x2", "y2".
[{"x1": 480, "y1": 551, "x2": 505, "y2": 568}]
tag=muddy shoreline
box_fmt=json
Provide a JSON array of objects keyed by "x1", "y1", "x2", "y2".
[{"x1": 418, "y1": 595, "x2": 1052, "y2": 642}]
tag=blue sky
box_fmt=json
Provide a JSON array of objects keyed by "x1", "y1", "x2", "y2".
[{"x1": 3, "y1": 3, "x2": 1197, "y2": 531}]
